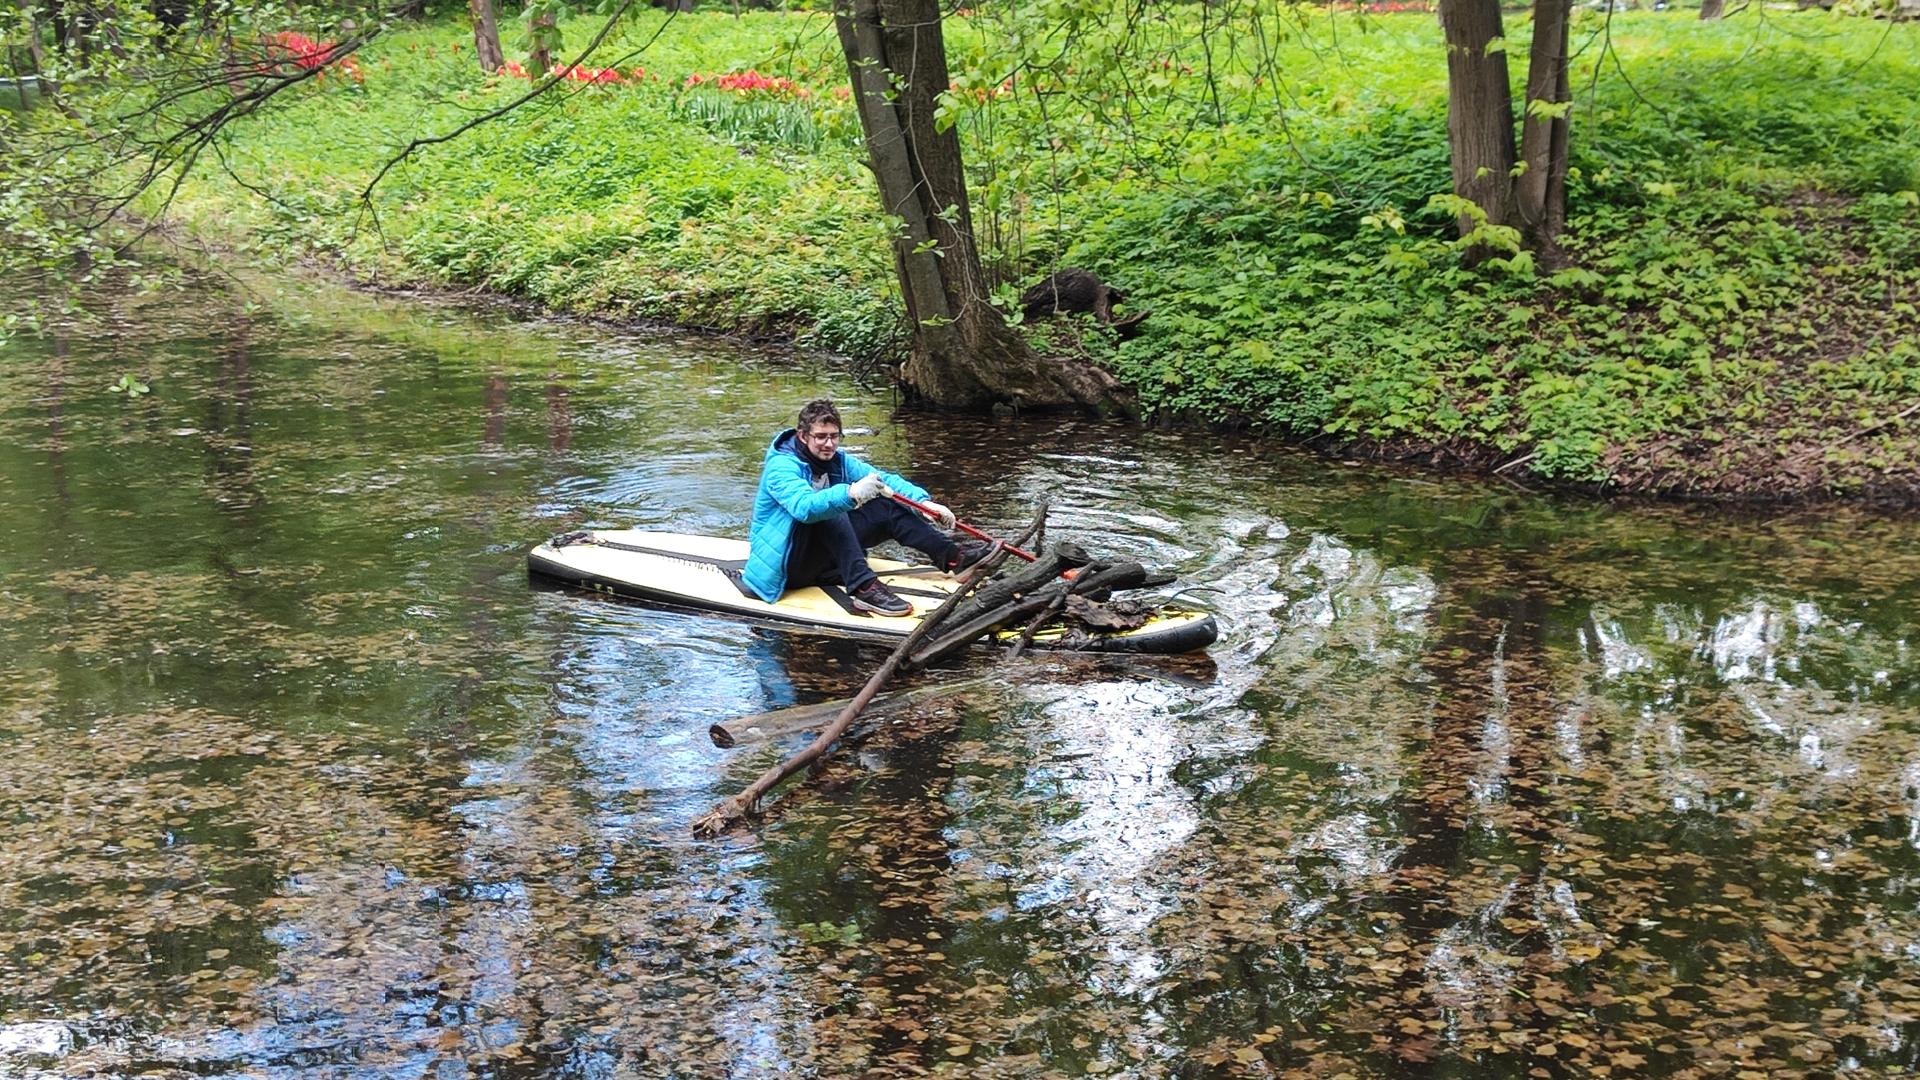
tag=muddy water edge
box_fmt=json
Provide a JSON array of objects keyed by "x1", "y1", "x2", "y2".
[{"x1": 2, "y1": 268, "x2": 1919, "y2": 1078}]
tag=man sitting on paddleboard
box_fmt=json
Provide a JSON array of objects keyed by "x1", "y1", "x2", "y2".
[{"x1": 743, "y1": 398, "x2": 989, "y2": 617}]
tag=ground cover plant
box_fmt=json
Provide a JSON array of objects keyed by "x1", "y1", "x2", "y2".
[{"x1": 141, "y1": 3, "x2": 1920, "y2": 499}]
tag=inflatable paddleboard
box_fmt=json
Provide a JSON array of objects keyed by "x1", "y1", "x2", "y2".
[{"x1": 527, "y1": 530, "x2": 1216, "y2": 655}]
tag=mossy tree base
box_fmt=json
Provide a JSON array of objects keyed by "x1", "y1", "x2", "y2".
[{"x1": 834, "y1": 0, "x2": 1131, "y2": 415}]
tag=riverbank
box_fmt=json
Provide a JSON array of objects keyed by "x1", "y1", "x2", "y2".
[{"x1": 151, "y1": 6, "x2": 1920, "y2": 502}]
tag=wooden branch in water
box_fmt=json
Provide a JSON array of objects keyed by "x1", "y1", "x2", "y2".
[
  {"x1": 689, "y1": 520, "x2": 1032, "y2": 837},
  {"x1": 709, "y1": 676, "x2": 993, "y2": 748},
  {"x1": 907, "y1": 584, "x2": 1068, "y2": 670}
]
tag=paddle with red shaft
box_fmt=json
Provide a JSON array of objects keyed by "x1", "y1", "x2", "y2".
[{"x1": 889, "y1": 492, "x2": 1038, "y2": 562}]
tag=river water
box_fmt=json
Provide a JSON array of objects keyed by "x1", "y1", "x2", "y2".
[{"x1": 2, "y1": 269, "x2": 1918, "y2": 1078}]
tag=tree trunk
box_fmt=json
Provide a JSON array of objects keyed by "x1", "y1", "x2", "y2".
[
  {"x1": 71, "y1": 0, "x2": 93, "y2": 58},
  {"x1": 47, "y1": 0, "x2": 68, "y2": 54},
  {"x1": 1439, "y1": 0, "x2": 1516, "y2": 253},
  {"x1": 1698, "y1": 0, "x2": 1725, "y2": 17},
  {"x1": 468, "y1": 0, "x2": 503, "y2": 73},
  {"x1": 97, "y1": 0, "x2": 124, "y2": 56},
  {"x1": 528, "y1": 9, "x2": 555, "y2": 75},
  {"x1": 832, "y1": 0, "x2": 1130, "y2": 412},
  {"x1": 709, "y1": 676, "x2": 991, "y2": 747},
  {"x1": 149, "y1": 0, "x2": 186, "y2": 34},
  {"x1": 18, "y1": 0, "x2": 48, "y2": 76},
  {"x1": 1516, "y1": 0, "x2": 1571, "y2": 266}
]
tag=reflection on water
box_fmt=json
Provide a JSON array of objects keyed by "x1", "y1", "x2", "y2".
[{"x1": 2, "y1": 269, "x2": 1919, "y2": 1077}]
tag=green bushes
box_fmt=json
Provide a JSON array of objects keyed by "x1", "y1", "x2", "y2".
[
  {"x1": 160, "y1": 5, "x2": 1920, "y2": 494},
  {"x1": 671, "y1": 90, "x2": 848, "y2": 152},
  {"x1": 1048, "y1": 16, "x2": 1920, "y2": 487}
]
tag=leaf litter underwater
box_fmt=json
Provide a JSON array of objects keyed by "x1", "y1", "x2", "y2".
[{"x1": 2, "y1": 273, "x2": 1920, "y2": 1076}]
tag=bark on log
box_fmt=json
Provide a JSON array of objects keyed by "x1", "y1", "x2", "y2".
[
  {"x1": 909, "y1": 575, "x2": 1085, "y2": 670},
  {"x1": 710, "y1": 676, "x2": 992, "y2": 748},
  {"x1": 1063, "y1": 594, "x2": 1151, "y2": 632},
  {"x1": 908, "y1": 561, "x2": 1147, "y2": 670},
  {"x1": 941, "y1": 541, "x2": 1088, "y2": 627},
  {"x1": 1005, "y1": 589, "x2": 1068, "y2": 660},
  {"x1": 1061, "y1": 560, "x2": 1148, "y2": 596}
]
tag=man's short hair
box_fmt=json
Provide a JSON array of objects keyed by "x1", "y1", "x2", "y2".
[{"x1": 797, "y1": 398, "x2": 842, "y2": 434}]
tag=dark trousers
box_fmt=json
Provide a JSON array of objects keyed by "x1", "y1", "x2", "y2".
[{"x1": 786, "y1": 498, "x2": 957, "y2": 592}]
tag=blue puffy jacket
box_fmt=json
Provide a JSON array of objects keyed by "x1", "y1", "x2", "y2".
[{"x1": 742, "y1": 428, "x2": 929, "y2": 602}]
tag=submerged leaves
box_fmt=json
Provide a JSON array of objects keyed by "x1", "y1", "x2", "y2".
[{"x1": 3, "y1": 276, "x2": 1920, "y2": 1077}]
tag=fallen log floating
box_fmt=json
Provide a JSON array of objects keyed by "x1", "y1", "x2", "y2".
[{"x1": 709, "y1": 676, "x2": 993, "y2": 748}]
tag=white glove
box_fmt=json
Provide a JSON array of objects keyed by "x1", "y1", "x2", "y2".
[
  {"x1": 920, "y1": 500, "x2": 957, "y2": 530},
  {"x1": 848, "y1": 472, "x2": 890, "y2": 506}
]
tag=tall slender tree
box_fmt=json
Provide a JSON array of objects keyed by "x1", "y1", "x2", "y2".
[
  {"x1": 1516, "y1": 0, "x2": 1572, "y2": 266},
  {"x1": 468, "y1": 0, "x2": 502, "y2": 72},
  {"x1": 525, "y1": 0, "x2": 558, "y2": 74},
  {"x1": 17, "y1": 0, "x2": 47, "y2": 74}
]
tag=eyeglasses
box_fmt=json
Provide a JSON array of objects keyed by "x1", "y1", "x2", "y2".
[{"x1": 802, "y1": 429, "x2": 843, "y2": 443}]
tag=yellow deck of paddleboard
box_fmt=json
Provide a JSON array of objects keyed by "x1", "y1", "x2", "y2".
[{"x1": 527, "y1": 530, "x2": 1216, "y2": 652}]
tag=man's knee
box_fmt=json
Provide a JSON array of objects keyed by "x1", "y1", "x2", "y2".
[
  {"x1": 801, "y1": 514, "x2": 861, "y2": 558},
  {"x1": 849, "y1": 498, "x2": 910, "y2": 544}
]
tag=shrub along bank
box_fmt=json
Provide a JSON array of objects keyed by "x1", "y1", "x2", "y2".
[{"x1": 160, "y1": 8, "x2": 1920, "y2": 501}]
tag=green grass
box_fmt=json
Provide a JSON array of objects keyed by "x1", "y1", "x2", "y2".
[{"x1": 157, "y1": 4, "x2": 1920, "y2": 498}]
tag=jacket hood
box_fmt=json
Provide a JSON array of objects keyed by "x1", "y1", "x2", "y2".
[{"x1": 769, "y1": 428, "x2": 837, "y2": 476}]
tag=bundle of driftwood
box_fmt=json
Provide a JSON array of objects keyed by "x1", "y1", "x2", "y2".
[
  {"x1": 690, "y1": 515, "x2": 1177, "y2": 836},
  {"x1": 904, "y1": 541, "x2": 1172, "y2": 667}
]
